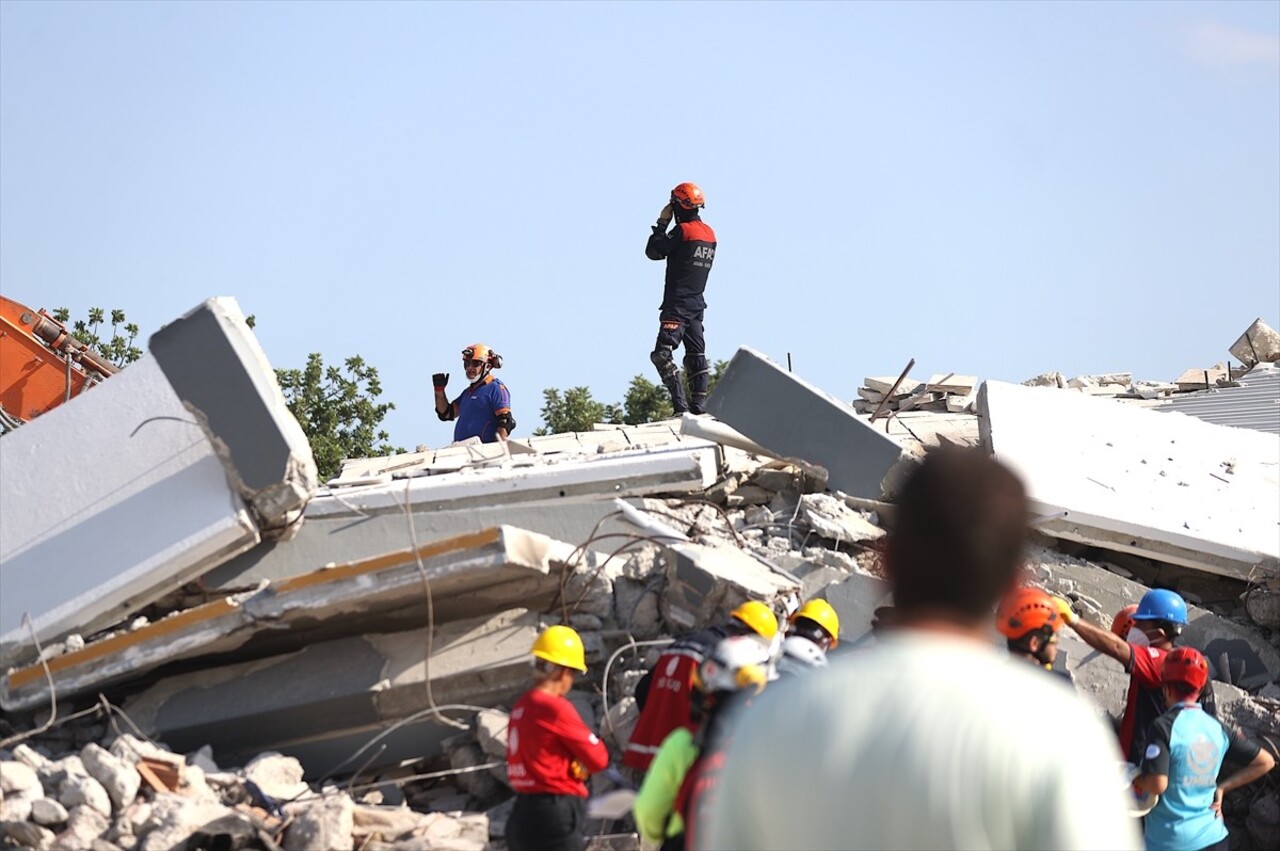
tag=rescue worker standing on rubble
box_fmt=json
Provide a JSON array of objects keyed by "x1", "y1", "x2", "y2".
[
  {"x1": 1060, "y1": 587, "x2": 1218, "y2": 766},
  {"x1": 505, "y1": 625, "x2": 608, "y2": 851},
  {"x1": 622, "y1": 600, "x2": 776, "y2": 775},
  {"x1": 645, "y1": 182, "x2": 716, "y2": 416},
  {"x1": 701, "y1": 448, "x2": 1141, "y2": 850},
  {"x1": 774, "y1": 598, "x2": 840, "y2": 677},
  {"x1": 433, "y1": 342, "x2": 515, "y2": 443},
  {"x1": 996, "y1": 586, "x2": 1074, "y2": 686},
  {"x1": 1134, "y1": 647, "x2": 1275, "y2": 851},
  {"x1": 633, "y1": 635, "x2": 770, "y2": 851}
]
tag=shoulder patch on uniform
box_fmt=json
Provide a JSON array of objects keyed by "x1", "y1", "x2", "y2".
[
  {"x1": 1146, "y1": 647, "x2": 1161, "y2": 658},
  {"x1": 1145, "y1": 743, "x2": 1160, "y2": 760},
  {"x1": 589, "y1": 734, "x2": 600, "y2": 745}
]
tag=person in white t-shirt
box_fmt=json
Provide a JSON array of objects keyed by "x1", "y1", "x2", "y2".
[{"x1": 697, "y1": 448, "x2": 1141, "y2": 851}]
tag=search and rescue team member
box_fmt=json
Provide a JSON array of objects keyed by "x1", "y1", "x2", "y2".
[
  {"x1": 433, "y1": 342, "x2": 514, "y2": 443},
  {"x1": 645, "y1": 182, "x2": 716, "y2": 416},
  {"x1": 505, "y1": 625, "x2": 609, "y2": 851}
]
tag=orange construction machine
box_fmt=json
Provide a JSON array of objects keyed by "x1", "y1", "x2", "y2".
[{"x1": 0, "y1": 296, "x2": 119, "y2": 432}]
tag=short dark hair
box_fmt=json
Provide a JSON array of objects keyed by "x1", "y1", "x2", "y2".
[{"x1": 887, "y1": 448, "x2": 1029, "y2": 622}]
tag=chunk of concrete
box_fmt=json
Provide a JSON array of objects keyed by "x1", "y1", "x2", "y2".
[
  {"x1": 705, "y1": 347, "x2": 914, "y2": 501},
  {"x1": 979, "y1": 380, "x2": 1279, "y2": 582},
  {"x1": 1230, "y1": 317, "x2": 1280, "y2": 367},
  {"x1": 0, "y1": 356, "x2": 259, "y2": 669},
  {"x1": 149, "y1": 297, "x2": 317, "y2": 536},
  {"x1": 795, "y1": 494, "x2": 885, "y2": 547},
  {"x1": 925, "y1": 373, "x2": 977, "y2": 395},
  {"x1": 659, "y1": 541, "x2": 800, "y2": 633}
]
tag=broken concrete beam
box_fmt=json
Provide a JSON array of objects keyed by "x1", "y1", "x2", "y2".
[
  {"x1": 2, "y1": 526, "x2": 570, "y2": 713},
  {"x1": 122, "y1": 609, "x2": 546, "y2": 778},
  {"x1": 796, "y1": 494, "x2": 885, "y2": 548},
  {"x1": 1230, "y1": 318, "x2": 1280, "y2": 368},
  {"x1": 658, "y1": 542, "x2": 801, "y2": 633},
  {"x1": 1022, "y1": 371, "x2": 1066, "y2": 388},
  {"x1": 979, "y1": 380, "x2": 1279, "y2": 583},
  {"x1": 1174, "y1": 363, "x2": 1231, "y2": 392},
  {"x1": 864, "y1": 376, "x2": 921, "y2": 397},
  {"x1": 819, "y1": 570, "x2": 891, "y2": 646},
  {"x1": 945, "y1": 390, "x2": 976, "y2": 413},
  {"x1": 149, "y1": 297, "x2": 317, "y2": 536},
  {"x1": 705, "y1": 347, "x2": 914, "y2": 501},
  {"x1": 0, "y1": 355, "x2": 260, "y2": 669},
  {"x1": 856, "y1": 387, "x2": 886, "y2": 404},
  {"x1": 924, "y1": 373, "x2": 977, "y2": 395},
  {"x1": 205, "y1": 443, "x2": 718, "y2": 590}
]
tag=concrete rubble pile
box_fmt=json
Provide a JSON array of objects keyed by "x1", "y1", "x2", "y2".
[{"x1": 2, "y1": 305, "x2": 1278, "y2": 850}]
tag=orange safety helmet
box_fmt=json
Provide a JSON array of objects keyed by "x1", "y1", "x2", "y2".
[
  {"x1": 670, "y1": 182, "x2": 705, "y2": 210},
  {"x1": 461, "y1": 343, "x2": 502, "y2": 370},
  {"x1": 1111, "y1": 604, "x2": 1140, "y2": 638},
  {"x1": 1162, "y1": 646, "x2": 1209, "y2": 693},
  {"x1": 996, "y1": 587, "x2": 1063, "y2": 640}
]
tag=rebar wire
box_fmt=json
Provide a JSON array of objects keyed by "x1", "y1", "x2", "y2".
[
  {"x1": 128, "y1": 415, "x2": 200, "y2": 437},
  {"x1": 0, "y1": 614, "x2": 60, "y2": 749},
  {"x1": 599, "y1": 636, "x2": 673, "y2": 743},
  {"x1": 401, "y1": 477, "x2": 468, "y2": 733}
]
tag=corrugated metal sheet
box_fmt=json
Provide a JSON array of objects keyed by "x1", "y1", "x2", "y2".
[{"x1": 1152, "y1": 363, "x2": 1280, "y2": 434}]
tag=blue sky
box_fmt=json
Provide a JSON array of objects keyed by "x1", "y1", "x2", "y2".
[{"x1": 2, "y1": 1, "x2": 1277, "y2": 450}]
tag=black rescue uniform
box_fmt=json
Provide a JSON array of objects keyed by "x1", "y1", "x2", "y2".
[{"x1": 646, "y1": 215, "x2": 717, "y2": 414}]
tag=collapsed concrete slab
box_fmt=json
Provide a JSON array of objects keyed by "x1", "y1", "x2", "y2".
[
  {"x1": 149, "y1": 297, "x2": 317, "y2": 537},
  {"x1": 122, "y1": 608, "x2": 545, "y2": 778},
  {"x1": 979, "y1": 380, "x2": 1280, "y2": 583},
  {"x1": 1, "y1": 526, "x2": 570, "y2": 713},
  {"x1": 204, "y1": 444, "x2": 719, "y2": 590},
  {"x1": 0, "y1": 356, "x2": 258, "y2": 669},
  {"x1": 705, "y1": 347, "x2": 915, "y2": 500}
]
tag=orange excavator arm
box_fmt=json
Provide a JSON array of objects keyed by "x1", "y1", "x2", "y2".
[{"x1": 0, "y1": 296, "x2": 119, "y2": 428}]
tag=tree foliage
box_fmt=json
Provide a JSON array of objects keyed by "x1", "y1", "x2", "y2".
[
  {"x1": 276, "y1": 353, "x2": 404, "y2": 481},
  {"x1": 53, "y1": 307, "x2": 142, "y2": 367},
  {"x1": 536, "y1": 360, "x2": 729, "y2": 436}
]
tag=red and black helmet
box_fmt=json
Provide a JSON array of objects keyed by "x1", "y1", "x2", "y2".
[
  {"x1": 1162, "y1": 646, "x2": 1209, "y2": 692},
  {"x1": 670, "y1": 182, "x2": 705, "y2": 211}
]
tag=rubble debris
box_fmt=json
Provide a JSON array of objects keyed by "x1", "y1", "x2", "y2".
[{"x1": 1230, "y1": 317, "x2": 1280, "y2": 368}]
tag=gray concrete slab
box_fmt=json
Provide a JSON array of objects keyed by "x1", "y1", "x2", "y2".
[
  {"x1": 149, "y1": 297, "x2": 317, "y2": 533},
  {"x1": 121, "y1": 609, "x2": 544, "y2": 778},
  {"x1": 704, "y1": 347, "x2": 914, "y2": 500},
  {"x1": 2, "y1": 526, "x2": 568, "y2": 712},
  {"x1": 979, "y1": 380, "x2": 1279, "y2": 582},
  {"x1": 659, "y1": 542, "x2": 801, "y2": 633},
  {"x1": 0, "y1": 356, "x2": 258, "y2": 668}
]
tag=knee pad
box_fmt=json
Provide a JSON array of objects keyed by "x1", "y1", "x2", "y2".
[
  {"x1": 683, "y1": 354, "x2": 709, "y2": 376},
  {"x1": 651, "y1": 347, "x2": 679, "y2": 379}
]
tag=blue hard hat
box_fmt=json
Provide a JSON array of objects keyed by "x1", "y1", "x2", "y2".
[{"x1": 1132, "y1": 589, "x2": 1188, "y2": 625}]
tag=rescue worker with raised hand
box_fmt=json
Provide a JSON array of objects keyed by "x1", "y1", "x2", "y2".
[
  {"x1": 996, "y1": 586, "x2": 1073, "y2": 686},
  {"x1": 633, "y1": 635, "x2": 770, "y2": 851},
  {"x1": 1059, "y1": 587, "x2": 1218, "y2": 766},
  {"x1": 505, "y1": 625, "x2": 608, "y2": 851},
  {"x1": 622, "y1": 600, "x2": 776, "y2": 774},
  {"x1": 645, "y1": 182, "x2": 716, "y2": 416},
  {"x1": 433, "y1": 342, "x2": 515, "y2": 443},
  {"x1": 775, "y1": 598, "x2": 840, "y2": 677},
  {"x1": 1134, "y1": 647, "x2": 1275, "y2": 851}
]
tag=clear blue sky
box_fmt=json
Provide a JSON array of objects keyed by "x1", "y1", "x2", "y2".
[{"x1": 3, "y1": 1, "x2": 1277, "y2": 449}]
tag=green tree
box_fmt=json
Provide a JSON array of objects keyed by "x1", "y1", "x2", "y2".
[
  {"x1": 537, "y1": 360, "x2": 730, "y2": 435},
  {"x1": 275, "y1": 354, "x2": 404, "y2": 481},
  {"x1": 53, "y1": 307, "x2": 142, "y2": 367},
  {"x1": 534, "y1": 387, "x2": 623, "y2": 436}
]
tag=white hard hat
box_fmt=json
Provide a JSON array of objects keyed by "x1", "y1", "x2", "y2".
[
  {"x1": 696, "y1": 635, "x2": 771, "y2": 694},
  {"x1": 775, "y1": 635, "x2": 828, "y2": 677}
]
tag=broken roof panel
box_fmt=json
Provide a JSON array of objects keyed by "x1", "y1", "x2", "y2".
[
  {"x1": 1, "y1": 526, "x2": 571, "y2": 713},
  {"x1": 1153, "y1": 363, "x2": 1280, "y2": 435},
  {"x1": 979, "y1": 380, "x2": 1279, "y2": 582}
]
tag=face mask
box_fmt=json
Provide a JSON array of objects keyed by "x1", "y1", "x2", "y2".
[{"x1": 1126, "y1": 627, "x2": 1149, "y2": 646}]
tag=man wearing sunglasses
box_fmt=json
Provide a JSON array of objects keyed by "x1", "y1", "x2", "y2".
[{"x1": 433, "y1": 342, "x2": 515, "y2": 443}]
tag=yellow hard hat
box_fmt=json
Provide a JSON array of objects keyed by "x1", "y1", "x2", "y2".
[
  {"x1": 791, "y1": 599, "x2": 840, "y2": 647},
  {"x1": 730, "y1": 600, "x2": 779, "y2": 640},
  {"x1": 531, "y1": 625, "x2": 587, "y2": 673}
]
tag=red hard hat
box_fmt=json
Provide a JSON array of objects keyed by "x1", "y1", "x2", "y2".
[
  {"x1": 670, "y1": 182, "x2": 705, "y2": 210},
  {"x1": 996, "y1": 587, "x2": 1062, "y2": 640},
  {"x1": 1163, "y1": 646, "x2": 1209, "y2": 692}
]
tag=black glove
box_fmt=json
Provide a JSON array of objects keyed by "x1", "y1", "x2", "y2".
[{"x1": 432, "y1": 372, "x2": 448, "y2": 391}]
